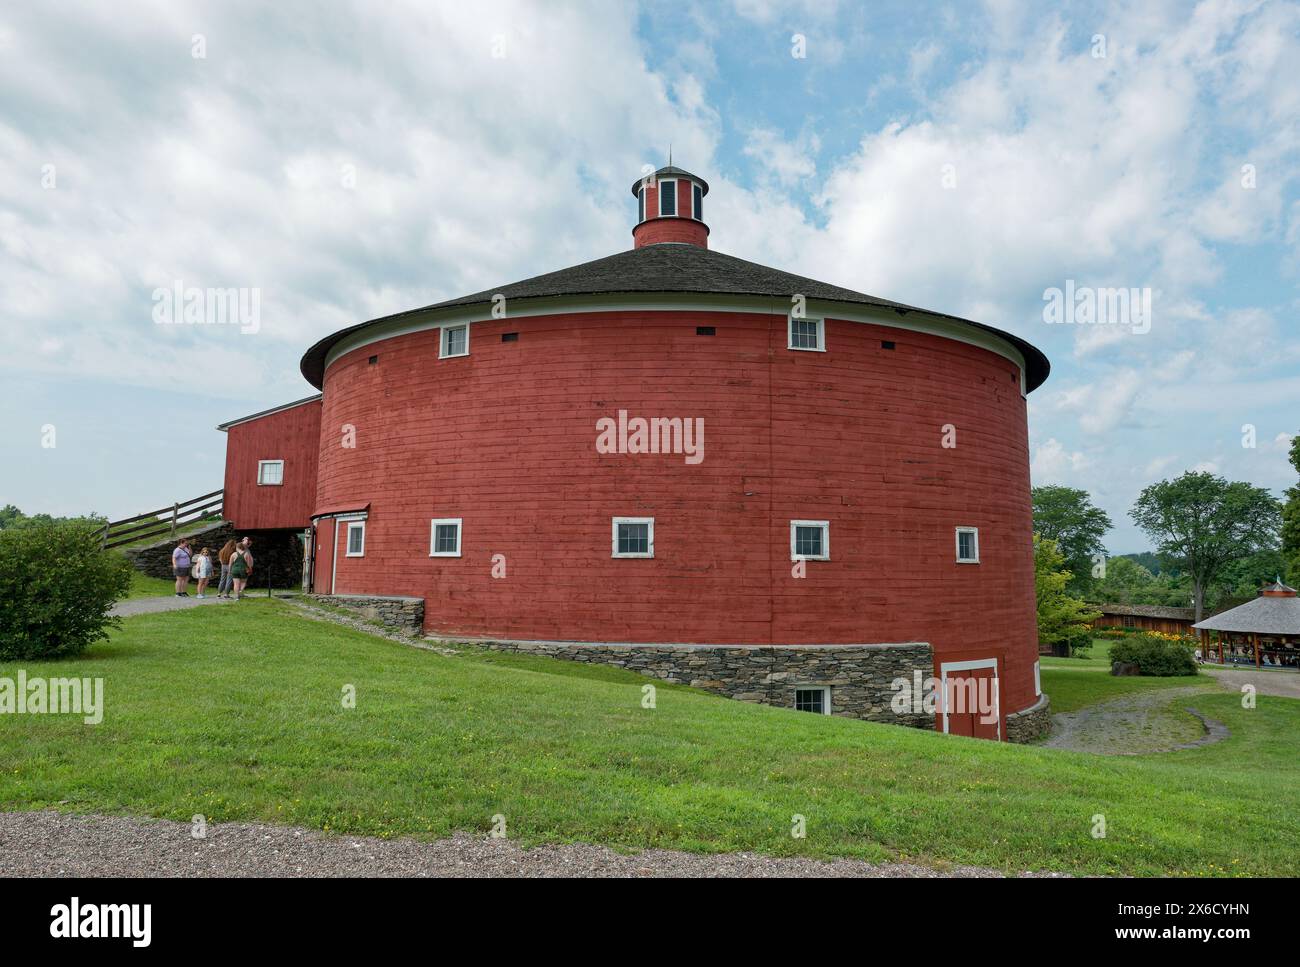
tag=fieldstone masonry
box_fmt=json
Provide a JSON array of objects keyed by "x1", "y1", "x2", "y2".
[
  {"x1": 460, "y1": 639, "x2": 937, "y2": 729},
  {"x1": 311, "y1": 594, "x2": 425, "y2": 634},
  {"x1": 123, "y1": 523, "x2": 236, "y2": 579},
  {"x1": 1004, "y1": 694, "x2": 1052, "y2": 743}
]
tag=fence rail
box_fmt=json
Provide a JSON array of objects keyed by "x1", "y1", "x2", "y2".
[{"x1": 101, "y1": 489, "x2": 224, "y2": 550}]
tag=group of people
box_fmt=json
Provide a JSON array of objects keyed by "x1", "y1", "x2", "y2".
[{"x1": 170, "y1": 537, "x2": 255, "y2": 600}]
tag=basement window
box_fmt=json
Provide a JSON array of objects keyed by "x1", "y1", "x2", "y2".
[
  {"x1": 696, "y1": 326, "x2": 715, "y2": 336},
  {"x1": 257, "y1": 460, "x2": 284, "y2": 486},
  {"x1": 794, "y1": 686, "x2": 830, "y2": 715},
  {"x1": 658, "y1": 179, "x2": 677, "y2": 216},
  {"x1": 956, "y1": 526, "x2": 980, "y2": 564},
  {"x1": 501, "y1": 332, "x2": 519, "y2": 342},
  {"x1": 612, "y1": 517, "x2": 654, "y2": 558},
  {"x1": 788, "y1": 317, "x2": 824, "y2": 352},
  {"x1": 440, "y1": 325, "x2": 469, "y2": 358},
  {"x1": 430, "y1": 518, "x2": 462, "y2": 557},
  {"x1": 790, "y1": 520, "x2": 829, "y2": 561},
  {"x1": 345, "y1": 521, "x2": 366, "y2": 557}
]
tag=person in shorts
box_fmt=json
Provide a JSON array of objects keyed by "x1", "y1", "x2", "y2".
[{"x1": 172, "y1": 539, "x2": 192, "y2": 596}]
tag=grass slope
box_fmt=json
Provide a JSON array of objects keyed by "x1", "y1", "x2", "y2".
[{"x1": 2, "y1": 602, "x2": 1297, "y2": 876}]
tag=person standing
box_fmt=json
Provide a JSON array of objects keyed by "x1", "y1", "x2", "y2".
[
  {"x1": 194, "y1": 547, "x2": 213, "y2": 598},
  {"x1": 216, "y1": 539, "x2": 237, "y2": 598},
  {"x1": 229, "y1": 538, "x2": 253, "y2": 600},
  {"x1": 172, "y1": 539, "x2": 192, "y2": 596}
]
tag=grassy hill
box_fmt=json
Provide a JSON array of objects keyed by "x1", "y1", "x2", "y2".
[{"x1": 1, "y1": 600, "x2": 1297, "y2": 876}]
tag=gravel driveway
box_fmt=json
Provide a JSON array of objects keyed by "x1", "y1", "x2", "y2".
[
  {"x1": 0, "y1": 812, "x2": 1065, "y2": 878},
  {"x1": 109, "y1": 595, "x2": 232, "y2": 618},
  {"x1": 1042, "y1": 685, "x2": 1227, "y2": 754},
  {"x1": 1205, "y1": 668, "x2": 1300, "y2": 700}
]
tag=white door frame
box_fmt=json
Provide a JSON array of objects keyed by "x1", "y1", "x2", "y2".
[{"x1": 938, "y1": 658, "x2": 1001, "y2": 739}]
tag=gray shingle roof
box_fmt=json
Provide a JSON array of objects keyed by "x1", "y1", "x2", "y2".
[
  {"x1": 1193, "y1": 596, "x2": 1300, "y2": 635},
  {"x1": 299, "y1": 244, "x2": 1051, "y2": 390},
  {"x1": 1095, "y1": 604, "x2": 1196, "y2": 620},
  {"x1": 630, "y1": 166, "x2": 709, "y2": 196}
]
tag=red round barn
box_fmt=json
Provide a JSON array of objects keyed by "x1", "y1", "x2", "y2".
[{"x1": 221, "y1": 165, "x2": 1052, "y2": 740}]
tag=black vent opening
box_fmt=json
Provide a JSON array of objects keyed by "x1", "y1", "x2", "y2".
[
  {"x1": 696, "y1": 326, "x2": 716, "y2": 336},
  {"x1": 368, "y1": 355, "x2": 379, "y2": 365},
  {"x1": 881, "y1": 340, "x2": 896, "y2": 350},
  {"x1": 501, "y1": 332, "x2": 519, "y2": 342}
]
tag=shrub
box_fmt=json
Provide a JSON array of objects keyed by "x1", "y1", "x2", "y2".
[
  {"x1": 1063, "y1": 628, "x2": 1094, "y2": 657},
  {"x1": 0, "y1": 520, "x2": 132, "y2": 661},
  {"x1": 1109, "y1": 633, "x2": 1198, "y2": 677}
]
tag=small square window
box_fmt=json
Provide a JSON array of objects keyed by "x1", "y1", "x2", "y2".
[
  {"x1": 788, "y1": 317, "x2": 824, "y2": 351},
  {"x1": 881, "y1": 340, "x2": 895, "y2": 350},
  {"x1": 790, "y1": 520, "x2": 829, "y2": 561},
  {"x1": 441, "y1": 325, "x2": 469, "y2": 358},
  {"x1": 345, "y1": 521, "x2": 365, "y2": 557},
  {"x1": 612, "y1": 517, "x2": 654, "y2": 558},
  {"x1": 501, "y1": 332, "x2": 519, "y2": 342},
  {"x1": 696, "y1": 325, "x2": 715, "y2": 336},
  {"x1": 430, "y1": 518, "x2": 462, "y2": 557},
  {"x1": 956, "y1": 527, "x2": 980, "y2": 564},
  {"x1": 368, "y1": 354, "x2": 379, "y2": 365},
  {"x1": 257, "y1": 460, "x2": 284, "y2": 486},
  {"x1": 794, "y1": 686, "x2": 830, "y2": 715},
  {"x1": 658, "y1": 180, "x2": 677, "y2": 217}
]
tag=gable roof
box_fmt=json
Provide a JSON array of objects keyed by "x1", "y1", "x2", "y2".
[
  {"x1": 1094, "y1": 604, "x2": 1196, "y2": 621},
  {"x1": 299, "y1": 244, "x2": 1050, "y2": 391}
]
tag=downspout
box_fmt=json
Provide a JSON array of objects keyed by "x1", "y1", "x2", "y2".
[{"x1": 331, "y1": 517, "x2": 340, "y2": 594}]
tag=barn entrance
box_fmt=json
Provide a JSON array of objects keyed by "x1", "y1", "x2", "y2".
[{"x1": 939, "y1": 658, "x2": 1001, "y2": 740}]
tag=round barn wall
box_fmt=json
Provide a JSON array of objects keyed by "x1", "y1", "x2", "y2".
[{"x1": 310, "y1": 304, "x2": 1043, "y2": 722}]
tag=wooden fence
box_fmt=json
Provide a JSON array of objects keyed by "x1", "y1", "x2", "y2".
[{"x1": 100, "y1": 489, "x2": 224, "y2": 550}]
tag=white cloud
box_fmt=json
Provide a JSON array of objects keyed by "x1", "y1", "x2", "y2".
[{"x1": 1031, "y1": 437, "x2": 1088, "y2": 482}]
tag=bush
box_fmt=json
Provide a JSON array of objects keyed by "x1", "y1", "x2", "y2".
[
  {"x1": 0, "y1": 520, "x2": 132, "y2": 661},
  {"x1": 1109, "y1": 633, "x2": 1198, "y2": 677},
  {"x1": 1063, "y1": 628, "x2": 1094, "y2": 657}
]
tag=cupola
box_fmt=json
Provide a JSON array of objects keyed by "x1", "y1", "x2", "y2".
[{"x1": 631, "y1": 165, "x2": 709, "y2": 249}]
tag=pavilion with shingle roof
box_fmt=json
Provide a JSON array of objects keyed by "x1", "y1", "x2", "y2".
[{"x1": 1193, "y1": 578, "x2": 1300, "y2": 669}]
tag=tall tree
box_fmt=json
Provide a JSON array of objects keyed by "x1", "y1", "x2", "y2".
[
  {"x1": 1130, "y1": 471, "x2": 1281, "y2": 621},
  {"x1": 1282, "y1": 434, "x2": 1300, "y2": 584},
  {"x1": 1031, "y1": 485, "x2": 1113, "y2": 593},
  {"x1": 1034, "y1": 535, "x2": 1102, "y2": 654}
]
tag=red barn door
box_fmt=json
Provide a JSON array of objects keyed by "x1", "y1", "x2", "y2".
[{"x1": 940, "y1": 659, "x2": 1001, "y2": 740}]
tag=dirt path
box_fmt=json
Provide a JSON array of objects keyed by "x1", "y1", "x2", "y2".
[
  {"x1": 1205, "y1": 668, "x2": 1300, "y2": 700},
  {"x1": 1042, "y1": 686, "x2": 1227, "y2": 755},
  {"x1": 0, "y1": 811, "x2": 1066, "y2": 878}
]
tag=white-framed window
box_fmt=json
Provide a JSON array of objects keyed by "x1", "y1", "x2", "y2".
[
  {"x1": 638, "y1": 185, "x2": 645, "y2": 223},
  {"x1": 790, "y1": 520, "x2": 829, "y2": 561},
  {"x1": 787, "y1": 316, "x2": 825, "y2": 351},
  {"x1": 658, "y1": 179, "x2": 677, "y2": 217},
  {"x1": 612, "y1": 517, "x2": 654, "y2": 558},
  {"x1": 430, "y1": 518, "x2": 462, "y2": 557},
  {"x1": 794, "y1": 686, "x2": 831, "y2": 715},
  {"x1": 257, "y1": 459, "x2": 284, "y2": 486},
  {"x1": 440, "y1": 325, "x2": 469, "y2": 358},
  {"x1": 345, "y1": 520, "x2": 366, "y2": 557},
  {"x1": 955, "y1": 526, "x2": 980, "y2": 564},
  {"x1": 692, "y1": 182, "x2": 703, "y2": 220}
]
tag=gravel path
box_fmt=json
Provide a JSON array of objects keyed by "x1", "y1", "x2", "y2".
[
  {"x1": 1205, "y1": 668, "x2": 1300, "y2": 700},
  {"x1": 1042, "y1": 686, "x2": 1226, "y2": 754},
  {"x1": 109, "y1": 595, "x2": 233, "y2": 618},
  {"x1": 0, "y1": 811, "x2": 1066, "y2": 878}
]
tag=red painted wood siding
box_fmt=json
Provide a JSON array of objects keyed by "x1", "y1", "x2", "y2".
[
  {"x1": 311, "y1": 310, "x2": 1040, "y2": 717},
  {"x1": 222, "y1": 400, "x2": 321, "y2": 530}
]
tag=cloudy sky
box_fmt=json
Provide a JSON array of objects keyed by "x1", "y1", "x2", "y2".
[{"x1": 2, "y1": 0, "x2": 1298, "y2": 552}]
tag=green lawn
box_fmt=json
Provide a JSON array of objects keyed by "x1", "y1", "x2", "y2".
[{"x1": 2, "y1": 603, "x2": 1297, "y2": 876}]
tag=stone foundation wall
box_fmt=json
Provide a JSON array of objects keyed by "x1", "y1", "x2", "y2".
[
  {"x1": 123, "y1": 523, "x2": 236, "y2": 578},
  {"x1": 311, "y1": 594, "x2": 425, "y2": 634},
  {"x1": 1004, "y1": 693, "x2": 1052, "y2": 743},
  {"x1": 460, "y1": 638, "x2": 935, "y2": 728}
]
